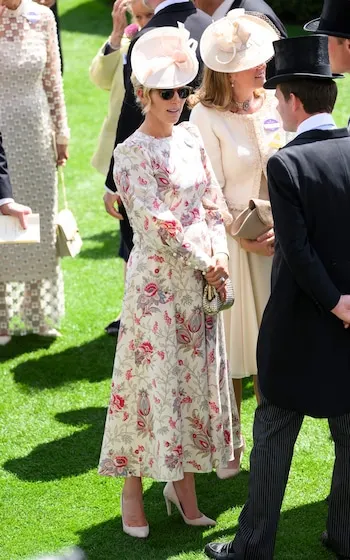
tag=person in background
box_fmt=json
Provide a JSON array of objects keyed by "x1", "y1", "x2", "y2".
[
  {"x1": 90, "y1": 0, "x2": 153, "y2": 336},
  {"x1": 0, "y1": 133, "x2": 32, "y2": 231},
  {"x1": 205, "y1": 34, "x2": 350, "y2": 560},
  {"x1": 190, "y1": 9, "x2": 287, "y2": 479},
  {"x1": 99, "y1": 25, "x2": 242, "y2": 538},
  {"x1": 304, "y1": 0, "x2": 350, "y2": 75},
  {"x1": 0, "y1": 0, "x2": 69, "y2": 345}
]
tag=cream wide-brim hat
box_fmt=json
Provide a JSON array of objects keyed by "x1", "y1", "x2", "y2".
[
  {"x1": 131, "y1": 24, "x2": 199, "y2": 89},
  {"x1": 200, "y1": 9, "x2": 279, "y2": 74}
]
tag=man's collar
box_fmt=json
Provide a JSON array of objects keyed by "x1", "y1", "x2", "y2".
[
  {"x1": 154, "y1": 0, "x2": 190, "y2": 15},
  {"x1": 296, "y1": 113, "x2": 337, "y2": 137}
]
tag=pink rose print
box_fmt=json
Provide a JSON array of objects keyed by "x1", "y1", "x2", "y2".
[
  {"x1": 209, "y1": 401, "x2": 219, "y2": 414},
  {"x1": 111, "y1": 393, "x2": 125, "y2": 411},
  {"x1": 114, "y1": 456, "x2": 128, "y2": 468},
  {"x1": 224, "y1": 430, "x2": 231, "y2": 445},
  {"x1": 144, "y1": 283, "x2": 158, "y2": 297},
  {"x1": 138, "y1": 176, "x2": 147, "y2": 185}
]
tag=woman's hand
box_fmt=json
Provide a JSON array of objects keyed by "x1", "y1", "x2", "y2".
[
  {"x1": 109, "y1": 0, "x2": 128, "y2": 48},
  {"x1": 239, "y1": 228, "x2": 275, "y2": 257},
  {"x1": 56, "y1": 144, "x2": 69, "y2": 166},
  {"x1": 205, "y1": 254, "x2": 230, "y2": 294}
]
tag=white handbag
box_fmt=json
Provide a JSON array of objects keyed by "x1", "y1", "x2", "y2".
[{"x1": 56, "y1": 167, "x2": 82, "y2": 258}]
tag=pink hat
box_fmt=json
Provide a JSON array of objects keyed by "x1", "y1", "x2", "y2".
[{"x1": 131, "y1": 24, "x2": 199, "y2": 88}]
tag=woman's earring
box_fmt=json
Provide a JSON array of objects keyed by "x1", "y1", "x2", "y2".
[{"x1": 230, "y1": 81, "x2": 234, "y2": 88}]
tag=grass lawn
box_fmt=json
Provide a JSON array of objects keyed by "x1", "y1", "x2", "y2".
[{"x1": 1, "y1": 2, "x2": 349, "y2": 558}]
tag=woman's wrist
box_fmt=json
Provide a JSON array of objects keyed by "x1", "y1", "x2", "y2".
[{"x1": 109, "y1": 33, "x2": 123, "y2": 49}]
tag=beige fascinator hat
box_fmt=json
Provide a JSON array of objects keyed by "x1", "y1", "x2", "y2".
[
  {"x1": 131, "y1": 24, "x2": 199, "y2": 88},
  {"x1": 200, "y1": 8, "x2": 279, "y2": 73}
]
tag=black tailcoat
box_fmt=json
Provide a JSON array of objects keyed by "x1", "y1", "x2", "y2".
[
  {"x1": 258, "y1": 128, "x2": 350, "y2": 418},
  {"x1": 105, "y1": 2, "x2": 211, "y2": 193},
  {"x1": 0, "y1": 133, "x2": 12, "y2": 200}
]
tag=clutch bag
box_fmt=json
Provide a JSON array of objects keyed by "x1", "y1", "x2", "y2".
[
  {"x1": 56, "y1": 167, "x2": 83, "y2": 258},
  {"x1": 203, "y1": 279, "x2": 234, "y2": 316},
  {"x1": 230, "y1": 198, "x2": 273, "y2": 240}
]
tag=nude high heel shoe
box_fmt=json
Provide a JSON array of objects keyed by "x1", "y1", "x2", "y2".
[
  {"x1": 216, "y1": 440, "x2": 245, "y2": 480},
  {"x1": 163, "y1": 481, "x2": 216, "y2": 527},
  {"x1": 121, "y1": 495, "x2": 149, "y2": 538}
]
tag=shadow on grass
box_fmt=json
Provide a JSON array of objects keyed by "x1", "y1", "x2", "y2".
[
  {"x1": 76, "y1": 499, "x2": 331, "y2": 560},
  {"x1": 3, "y1": 407, "x2": 106, "y2": 481},
  {"x1": 60, "y1": 0, "x2": 111, "y2": 37},
  {"x1": 79, "y1": 229, "x2": 120, "y2": 260},
  {"x1": 0, "y1": 334, "x2": 56, "y2": 362},
  {"x1": 12, "y1": 335, "x2": 115, "y2": 390}
]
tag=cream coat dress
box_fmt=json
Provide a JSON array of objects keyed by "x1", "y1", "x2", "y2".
[
  {"x1": 190, "y1": 92, "x2": 288, "y2": 378},
  {"x1": 89, "y1": 37, "x2": 130, "y2": 175}
]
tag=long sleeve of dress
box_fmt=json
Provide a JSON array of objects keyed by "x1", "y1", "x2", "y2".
[
  {"x1": 114, "y1": 142, "x2": 221, "y2": 271},
  {"x1": 42, "y1": 10, "x2": 70, "y2": 144},
  {"x1": 190, "y1": 104, "x2": 226, "y2": 191},
  {"x1": 89, "y1": 38, "x2": 129, "y2": 91},
  {"x1": 190, "y1": 124, "x2": 231, "y2": 257}
]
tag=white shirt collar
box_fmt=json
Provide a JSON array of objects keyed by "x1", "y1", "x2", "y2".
[
  {"x1": 154, "y1": 0, "x2": 189, "y2": 15},
  {"x1": 212, "y1": 0, "x2": 232, "y2": 20},
  {"x1": 296, "y1": 113, "x2": 337, "y2": 136}
]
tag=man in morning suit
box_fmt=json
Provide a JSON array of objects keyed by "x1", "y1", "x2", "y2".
[
  {"x1": 0, "y1": 133, "x2": 31, "y2": 228},
  {"x1": 304, "y1": 0, "x2": 350, "y2": 74},
  {"x1": 103, "y1": 0, "x2": 211, "y2": 214},
  {"x1": 205, "y1": 35, "x2": 350, "y2": 560}
]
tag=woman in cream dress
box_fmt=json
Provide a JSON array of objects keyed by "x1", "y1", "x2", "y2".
[
  {"x1": 190, "y1": 9, "x2": 288, "y2": 473},
  {"x1": 0, "y1": 0, "x2": 69, "y2": 342}
]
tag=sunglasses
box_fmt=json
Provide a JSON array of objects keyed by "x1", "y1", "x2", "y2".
[{"x1": 157, "y1": 87, "x2": 192, "y2": 100}]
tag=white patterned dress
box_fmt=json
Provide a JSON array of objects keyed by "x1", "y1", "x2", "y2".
[
  {"x1": 99, "y1": 123, "x2": 241, "y2": 481},
  {"x1": 0, "y1": 0, "x2": 69, "y2": 335}
]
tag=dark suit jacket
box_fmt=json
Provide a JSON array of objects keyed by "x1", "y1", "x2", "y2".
[
  {"x1": 105, "y1": 1, "x2": 211, "y2": 193},
  {"x1": 0, "y1": 133, "x2": 12, "y2": 200},
  {"x1": 258, "y1": 128, "x2": 350, "y2": 418}
]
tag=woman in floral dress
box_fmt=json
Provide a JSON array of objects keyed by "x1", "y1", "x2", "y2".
[{"x1": 98, "y1": 25, "x2": 242, "y2": 538}]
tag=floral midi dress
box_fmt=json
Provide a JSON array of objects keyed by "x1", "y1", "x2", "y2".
[{"x1": 98, "y1": 122, "x2": 241, "y2": 481}]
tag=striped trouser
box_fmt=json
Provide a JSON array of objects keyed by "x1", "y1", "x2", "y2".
[{"x1": 230, "y1": 397, "x2": 350, "y2": 559}]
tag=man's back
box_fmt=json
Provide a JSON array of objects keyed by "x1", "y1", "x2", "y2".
[{"x1": 258, "y1": 128, "x2": 350, "y2": 418}]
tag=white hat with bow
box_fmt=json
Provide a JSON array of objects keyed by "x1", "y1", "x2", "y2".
[
  {"x1": 131, "y1": 23, "x2": 199, "y2": 88},
  {"x1": 200, "y1": 9, "x2": 279, "y2": 74}
]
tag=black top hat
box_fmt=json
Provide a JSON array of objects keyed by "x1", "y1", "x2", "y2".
[
  {"x1": 304, "y1": 0, "x2": 350, "y2": 39},
  {"x1": 264, "y1": 35, "x2": 343, "y2": 89}
]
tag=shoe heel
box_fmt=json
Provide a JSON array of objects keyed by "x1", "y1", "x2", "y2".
[{"x1": 164, "y1": 494, "x2": 172, "y2": 516}]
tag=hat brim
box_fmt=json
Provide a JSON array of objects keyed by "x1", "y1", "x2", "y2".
[
  {"x1": 304, "y1": 17, "x2": 350, "y2": 38},
  {"x1": 303, "y1": 18, "x2": 320, "y2": 32},
  {"x1": 264, "y1": 72, "x2": 344, "y2": 89}
]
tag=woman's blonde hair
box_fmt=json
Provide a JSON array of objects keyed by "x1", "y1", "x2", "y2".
[
  {"x1": 188, "y1": 66, "x2": 265, "y2": 112},
  {"x1": 131, "y1": 73, "x2": 152, "y2": 114}
]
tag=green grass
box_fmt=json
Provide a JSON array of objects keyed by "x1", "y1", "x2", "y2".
[{"x1": 0, "y1": 4, "x2": 349, "y2": 558}]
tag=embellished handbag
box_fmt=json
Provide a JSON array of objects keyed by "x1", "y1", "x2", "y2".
[
  {"x1": 56, "y1": 167, "x2": 83, "y2": 258},
  {"x1": 230, "y1": 198, "x2": 273, "y2": 240},
  {"x1": 203, "y1": 279, "x2": 234, "y2": 316}
]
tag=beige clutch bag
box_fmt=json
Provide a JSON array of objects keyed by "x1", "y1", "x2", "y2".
[{"x1": 230, "y1": 199, "x2": 273, "y2": 240}]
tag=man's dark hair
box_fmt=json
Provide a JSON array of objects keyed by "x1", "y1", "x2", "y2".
[{"x1": 279, "y1": 79, "x2": 338, "y2": 114}]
